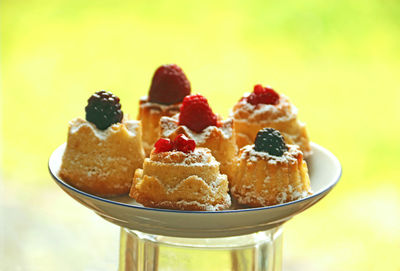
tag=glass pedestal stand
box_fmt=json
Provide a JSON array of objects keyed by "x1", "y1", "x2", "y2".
[{"x1": 118, "y1": 226, "x2": 283, "y2": 271}]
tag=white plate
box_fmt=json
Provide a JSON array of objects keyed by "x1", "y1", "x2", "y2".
[{"x1": 49, "y1": 142, "x2": 341, "y2": 238}]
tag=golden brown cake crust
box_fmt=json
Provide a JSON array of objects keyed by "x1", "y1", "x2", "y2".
[
  {"x1": 129, "y1": 148, "x2": 231, "y2": 211},
  {"x1": 159, "y1": 116, "x2": 238, "y2": 182},
  {"x1": 230, "y1": 144, "x2": 312, "y2": 207},
  {"x1": 59, "y1": 118, "x2": 145, "y2": 196},
  {"x1": 232, "y1": 95, "x2": 311, "y2": 157},
  {"x1": 138, "y1": 96, "x2": 181, "y2": 156}
]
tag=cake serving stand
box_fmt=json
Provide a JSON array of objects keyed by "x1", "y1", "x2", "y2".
[{"x1": 49, "y1": 142, "x2": 341, "y2": 271}]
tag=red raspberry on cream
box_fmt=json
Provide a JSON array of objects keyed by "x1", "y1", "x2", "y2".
[{"x1": 178, "y1": 94, "x2": 218, "y2": 133}]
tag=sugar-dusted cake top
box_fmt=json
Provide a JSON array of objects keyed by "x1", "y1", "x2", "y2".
[
  {"x1": 150, "y1": 147, "x2": 218, "y2": 166},
  {"x1": 239, "y1": 127, "x2": 303, "y2": 164},
  {"x1": 69, "y1": 117, "x2": 140, "y2": 140},
  {"x1": 160, "y1": 115, "x2": 233, "y2": 144},
  {"x1": 232, "y1": 93, "x2": 298, "y2": 123},
  {"x1": 239, "y1": 144, "x2": 302, "y2": 165},
  {"x1": 150, "y1": 134, "x2": 219, "y2": 166}
]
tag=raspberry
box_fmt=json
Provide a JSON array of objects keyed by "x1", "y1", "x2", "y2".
[
  {"x1": 154, "y1": 138, "x2": 173, "y2": 153},
  {"x1": 148, "y1": 64, "x2": 191, "y2": 105},
  {"x1": 173, "y1": 134, "x2": 196, "y2": 153},
  {"x1": 85, "y1": 90, "x2": 123, "y2": 130},
  {"x1": 247, "y1": 84, "x2": 280, "y2": 105},
  {"x1": 154, "y1": 134, "x2": 196, "y2": 153},
  {"x1": 254, "y1": 128, "x2": 288, "y2": 156},
  {"x1": 178, "y1": 94, "x2": 217, "y2": 133}
]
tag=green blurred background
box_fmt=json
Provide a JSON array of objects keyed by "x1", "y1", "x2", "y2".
[{"x1": 1, "y1": 0, "x2": 400, "y2": 270}]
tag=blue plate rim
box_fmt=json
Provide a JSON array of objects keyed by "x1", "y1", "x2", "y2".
[{"x1": 49, "y1": 142, "x2": 342, "y2": 214}]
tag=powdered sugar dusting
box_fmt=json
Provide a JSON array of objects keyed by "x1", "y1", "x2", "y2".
[
  {"x1": 160, "y1": 116, "x2": 233, "y2": 144},
  {"x1": 124, "y1": 120, "x2": 140, "y2": 136},
  {"x1": 185, "y1": 125, "x2": 215, "y2": 144},
  {"x1": 69, "y1": 118, "x2": 139, "y2": 140},
  {"x1": 240, "y1": 144, "x2": 302, "y2": 165},
  {"x1": 275, "y1": 183, "x2": 310, "y2": 203},
  {"x1": 175, "y1": 194, "x2": 231, "y2": 211},
  {"x1": 231, "y1": 185, "x2": 268, "y2": 206},
  {"x1": 165, "y1": 173, "x2": 226, "y2": 195},
  {"x1": 232, "y1": 182, "x2": 309, "y2": 206},
  {"x1": 231, "y1": 94, "x2": 297, "y2": 123},
  {"x1": 153, "y1": 193, "x2": 231, "y2": 211},
  {"x1": 160, "y1": 116, "x2": 179, "y2": 136},
  {"x1": 150, "y1": 148, "x2": 220, "y2": 167}
]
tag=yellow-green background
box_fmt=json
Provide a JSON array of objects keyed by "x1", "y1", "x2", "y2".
[{"x1": 1, "y1": 0, "x2": 399, "y2": 270}]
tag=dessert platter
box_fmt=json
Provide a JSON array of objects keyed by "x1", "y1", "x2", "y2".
[{"x1": 49, "y1": 64, "x2": 341, "y2": 238}]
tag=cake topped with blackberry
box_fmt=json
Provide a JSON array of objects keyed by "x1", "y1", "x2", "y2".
[
  {"x1": 59, "y1": 90, "x2": 145, "y2": 196},
  {"x1": 230, "y1": 128, "x2": 312, "y2": 207}
]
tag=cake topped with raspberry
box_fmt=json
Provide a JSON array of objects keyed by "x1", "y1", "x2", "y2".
[
  {"x1": 232, "y1": 84, "x2": 311, "y2": 157},
  {"x1": 233, "y1": 85, "x2": 291, "y2": 123},
  {"x1": 159, "y1": 94, "x2": 237, "y2": 182},
  {"x1": 129, "y1": 138, "x2": 231, "y2": 211},
  {"x1": 139, "y1": 64, "x2": 192, "y2": 156}
]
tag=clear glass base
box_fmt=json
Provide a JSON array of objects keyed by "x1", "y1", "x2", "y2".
[{"x1": 118, "y1": 226, "x2": 283, "y2": 271}]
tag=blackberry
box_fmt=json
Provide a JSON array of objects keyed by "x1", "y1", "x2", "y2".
[
  {"x1": 254, "y1": 128, "x2": 288, "y2": 156},
  {"x1": 85, "y1": 90, "x2": 123, "y2": 130}
]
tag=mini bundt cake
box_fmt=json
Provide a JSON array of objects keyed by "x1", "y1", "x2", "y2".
[
  {"x1": 59, "y1": 91, "x2": 145, "y2": 196},
  {"x1": 160, "y1": 94, "x2": 237, "y2": 181},
  {"x1": 230, "y1": 128, "x2": 312, "y2": 207},
  {"x1": 129, "y1": 134, "x2": 231, "y2": 211},
  {"x1": 232, "y1": 84, "x2": 311, "y2": 156}
]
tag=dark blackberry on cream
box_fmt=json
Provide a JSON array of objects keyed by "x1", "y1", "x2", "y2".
[
  {"x1": 85, "y1": 90, "x2": 123, "y2": 130},
  {"x1": 254, "y1": 128, "x2": 288, "y2": 156}
]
